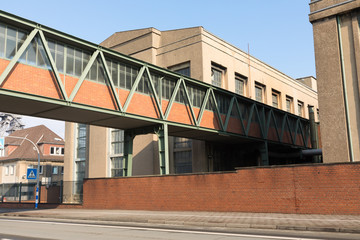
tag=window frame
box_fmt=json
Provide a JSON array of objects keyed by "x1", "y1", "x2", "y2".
[
  {"x1": 298, "y1": 100, "x2": 304, "y2": 117},
  {"x1": 286, "y1": 96, "x2": 294, "y2": 113},
  {"x1": 271, "y1": 89, "x2": 281, "y2": 109},
  {"x1": 255, "y1": 82, "x2": 265, "y2": 103},
  {"x1": 211, "y1": 63, "x2": 226, "y2": 88},
  {"x1": 235, "y1": 73, "x2": 247, "y2": 96}
]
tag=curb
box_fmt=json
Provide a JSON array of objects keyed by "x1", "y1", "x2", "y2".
[{"x1": 1, "y1": 213, "x2": 360, "y2": 234}]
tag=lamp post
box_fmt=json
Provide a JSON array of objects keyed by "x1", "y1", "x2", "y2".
[{"x1": 5, "y1": 136, "x2": 40, "y2": 209}]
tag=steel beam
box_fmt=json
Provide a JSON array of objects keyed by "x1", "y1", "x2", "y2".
[
  {"x1": 157, "y1": 123, "x2": 169, "y2": 175},
  {"x1": 123, "y1": 131, "x2": 134, "y2": 177}
]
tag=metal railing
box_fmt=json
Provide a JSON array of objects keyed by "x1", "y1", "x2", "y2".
[{"x1": 0, "y1": 181, "x2": 83, "y2": 204}]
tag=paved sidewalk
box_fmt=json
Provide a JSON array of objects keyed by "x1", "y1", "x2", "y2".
[{"x1": 0, "y1": 208, "x2": 360, "y2": 234}]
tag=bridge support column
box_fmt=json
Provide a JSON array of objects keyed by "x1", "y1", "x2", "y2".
[
  {"x1": 258, "y1": 141, "x2": 269, "y2": 166},
  {"x1": 123, "y1": 130, "x2": 134, "y2": 177},
  {"x1": 156, "y1": 123, "x2": 169, "y2": 175}
]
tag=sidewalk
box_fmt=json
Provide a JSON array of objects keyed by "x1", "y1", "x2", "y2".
[{"x1": 0, "y1": 208, "x2": 360, "y2": 234}]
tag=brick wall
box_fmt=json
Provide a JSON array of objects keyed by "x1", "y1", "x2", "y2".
[{"x1": 82, "y1": 162, "x2": 360, "y2": 215}]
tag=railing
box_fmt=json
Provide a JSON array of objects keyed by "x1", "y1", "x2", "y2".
[{"x1": 0, "y1": 181, "x2": 83, "y2": 204}]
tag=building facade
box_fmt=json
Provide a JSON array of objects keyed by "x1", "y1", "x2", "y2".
[
  {"x1": 64, "y1": 27, "x2": 319, "y2": 181},
  {"x1": 0, "y1": 125, "x2": 64, "y2": 184},
  {"x1": 310, "y1": 0, "x2": 360, "y2": 163}
]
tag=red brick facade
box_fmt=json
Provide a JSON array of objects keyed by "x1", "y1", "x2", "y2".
[{"x1": 82, "y1": 162, "x2": 360, "y2": 215}]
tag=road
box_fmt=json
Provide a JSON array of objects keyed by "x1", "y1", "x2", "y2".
[{"x1": 0, "y1": 218, "x2": 359, "y2": 240}]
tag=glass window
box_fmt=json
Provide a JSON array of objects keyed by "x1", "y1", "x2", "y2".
[
  {"x1": 50, "y1": 146, "x2": 64, "y2": 155},
  {"x1": 111, "y1": 157, "x2": 123, "y2": 177},
  {"x1": 5, "y1": 166, "x2": 9, "y2": 175},
  {"x1": 39, "y1": 166, "x2": 43, "y2": 174},
  {"x1": 298, "y1": 101, "x2": 304, "y2": 117},
  {"x1": 169, "y1": 62, "x2": 191, "y2": 77},
  {"x1": 211, "y1": 67, "x2": 222, "y2": 87},
  {"x1": 286, "y1": 96, "x2": 293, "y2": 113},
  {"x1": 52, "y1": 166, "x2": 58, "y2": 175},
  {"x1": 255, "y1": 84, "x2": 264, "y2": 103},
  {"x1": 110, "y1": 129, "x2": 124, "y2": 177},
  {"x1": 9, "y1": 165, "x2": 14, "y2": 175},
  {"x1": 235, "y1": 75, "x2": 246, "y2": 96},
  {"x1": 66, "y1": 47, "x2": 74, "y2": 75},
  {"x1": 0, "y1": 24, "x2": 5, "y2": 57},
  {"x1": 5, "y1": 27, "x2": 16, "y2": 59},
  {"x1": 74, "y1": 49, "x2": 82, "y2": 77},
  {"x1": 272, "y1": 90, "x2": 280, "y2": 108},
  {"x1": 56, "y1": 43, "x2": 65, "y2": 73},
  {"x1": 174, "y1": 151, "x2": 192, "y2": 174}
]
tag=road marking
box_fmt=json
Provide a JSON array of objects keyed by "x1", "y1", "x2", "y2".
[{"x1": 0, "y1": 218, "x2": 324, "y2": 240}]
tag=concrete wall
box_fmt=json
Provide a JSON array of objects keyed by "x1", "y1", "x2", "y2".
[
  {"x1": 310, "y1": 0, "x2": 360, "y2": 162},
  {"x1": 83, "y1": 162, "x2": 360, "y2": 215}
]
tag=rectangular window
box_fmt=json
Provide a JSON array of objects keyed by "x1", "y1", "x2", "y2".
[
  {"x1": 75, "y1": 124, "x2": 87, "y2": 181},
  {"x1": 0, "y1": 24, "x2": 5, "y2": 57},
  {"x1": 255, "y1": 83, "x2": 265, "y2": 103},
  {"x1": 298, "y1": 101, "x2": 304, "y2": 117},
  {"x1": 111, "y1": 157, "x2": 123, "y2": 177},
  {"x1": 5, "y1": 166, "x2": 9, "y2": 175},
  {"x1": 9, "y1": 165, "x2": 14, "y2": 175},
  {"x1": 110, "y1": 129, "x2": 124, "y2": 177},
  {"x1": 50, "y1": 146, "x2": 64, "y2": 156},
  {"x1": 173, "y1": 137, "x2": 192, "y2": 174},
  {"x1": 286, "y1": 96, "x2": 293, "y2": 113},
  {"x1": 272, "y1": 90, "x2": 280, "y2": 108},
  {"x1": 211, "y1": 67, "x2": 223, "y2": 87},
  {"x1": 52, "y1": 166, "x2": 58, "y2": 175},
  {"x1": 235, "y1": 74, "x2": 246, "y2": 96},
  {"x1": 39, "y1": 165, "x2": 43, "y2": 174},
  {"x1": 168, "y1": 62, "x2": 191, "y2": 77},
  {"x1": 0, "y1": 148, "x2": 4, "y2": 157}
]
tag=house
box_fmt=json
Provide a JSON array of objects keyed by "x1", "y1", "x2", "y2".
[{"x1": 0, "y1": 125, "x2": 64, "y2": 184}]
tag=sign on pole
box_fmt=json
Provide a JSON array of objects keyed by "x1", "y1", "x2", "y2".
[
  {"x1": 27, "y1": 168, "x2": 37, "y2": 180},
  {"x1": 0, "y1": 137, "x2": 4, "y2": 150}
]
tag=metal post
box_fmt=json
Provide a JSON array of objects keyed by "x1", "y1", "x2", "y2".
[
  {"x1": 157, "y1": 124, "x2": 169, "y2": 175},
  {"x1": 19, "y1": 182, "x2": 22, "y2": 203},
  {"x1": 259, "y1": 141, "x2": 269, "y2": 166},
  {"x1": 59, "y1": 180, "x2": 63, "y2": 204},
  {"x1": 123, "y1": 131, "x2": 134, "y2": 177}
]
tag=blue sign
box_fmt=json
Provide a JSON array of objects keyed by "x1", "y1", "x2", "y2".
[
  {"x1": 0, "y1": 137, "x2": 4, "y2": 150},
  {"x1": 27, "y1": 168, "x2": 37, "y2": 180}
]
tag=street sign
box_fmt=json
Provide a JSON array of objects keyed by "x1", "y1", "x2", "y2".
[
  {"x1": 27, "y1": 168, "x2": 37, "y2": 180},
  {"x1": 0, "y1": 137, "x2": 4, "y2": 150}
]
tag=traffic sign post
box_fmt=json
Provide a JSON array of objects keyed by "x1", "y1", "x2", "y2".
[{"x1": 27, "y1": 168, "x2": 37, "y2": 180}]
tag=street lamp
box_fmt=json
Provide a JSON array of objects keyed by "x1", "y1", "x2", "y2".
[{"x1": 4, "y1": 136, "x2": 40, "y2": 209}]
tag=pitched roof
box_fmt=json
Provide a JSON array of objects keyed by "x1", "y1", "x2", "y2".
[{"x1": 0, "y1": 125, "x2": 64, "y2": 162}]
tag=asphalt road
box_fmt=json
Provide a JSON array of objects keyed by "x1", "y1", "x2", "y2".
[{"x1": 0, "y1": 218, "x2": 360, "y2": 240}]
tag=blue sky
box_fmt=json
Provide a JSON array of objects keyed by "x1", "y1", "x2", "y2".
[{"x1": 1, "y1": 1, "x2": 315, "y2": 137}]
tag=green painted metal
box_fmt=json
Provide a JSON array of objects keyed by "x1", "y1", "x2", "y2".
[
  {"x1": 157, "y1": 123, "x2": 169, "y2": 175},
  {"x1": 99, "y1": 51, "x2": 123, "y2": 112},
  {"x1": 144, "y1": 67, "x2": 164, "y2": 119},
  {"x1": 196, "y1": 88, "x2": 211, "y2": 126},
  {"x1": 223, "y1": 96, "x2": 235, "y2": 131},
  {"x1": 123, "y1": 131, "x2": 134, "y2": 177},
  {"x1": 245, "y1": 103, "x2": 256, "y2": 136},
  {"x1": 180, "y1": 79, "x2": 198, "y2": 126},
  {"x1": 0, "y1": 28, "x2": 38, "y2": 85},
  {"x1": 234, "y1": 98, "x2": 247, "y2": 134},
  {"x1": 69, "y1": 50, "x2": 100, "y2": 101},
  {"x1": 259, "y1": 141, "x2": 269, "y2": 166},
  {"x1": 209, "y1": 89, "x2": 225, "y2": 131},
  {"x1": 38, "y1": 30, "x2": 68, "y2": 101},
  {"x1": 122, "y1": 66, "x2": 146, "y2": 112},
  {"x1": 164, "y1": 78, "x2": 182, "y2": 119}
]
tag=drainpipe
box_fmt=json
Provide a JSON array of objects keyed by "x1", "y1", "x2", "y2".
[
  {"x1": 337, "y1": 15, "x2": 354, "y2": 162},
  {"x1": 308, "y1": 105, "x2": 321, "y2": 163}
]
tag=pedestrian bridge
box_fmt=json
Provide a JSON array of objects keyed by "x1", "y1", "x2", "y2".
[{"x1": 0, "y1": 11, "x2": 312, "y2": 174}]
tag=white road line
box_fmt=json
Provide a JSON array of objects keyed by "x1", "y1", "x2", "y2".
[{"x1": 0, "y1": 218, "x2": 323, "y2": 240}]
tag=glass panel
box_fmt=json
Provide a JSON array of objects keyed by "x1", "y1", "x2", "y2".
[
  {"x1": 74, "y1": 49, "x2": 82, "y2": 77},
  {"x1": 36, "y1": 38, "x2": 50, "y2": 68},
  {"x1": 26, "y1": 39, "x2": 37, "y2": 65},
  {"x1": 97, "y1": 58, "x2": 106, "y2": 83},
  {"x1": 0, "y1": 24, "x2": 5, "y2": 57},
  {"x1": 66, "y1": 47, "x2": 74, "y2": 75},
  {"x1": 17, "y1": 30, "x2": 26, "y2": 52},
  {"x1": 56, "y1": 43, "x2": 64, "y2": 73},
  {"x1": 119, "y1": 64, "x2": 125, "y2": 88},
  {"x1": 174, "y1": 151, "x2": 192, "y2": 174},
  {"x1": 255, "y1": 86, "x2": 263, "y2": 102},
  {"x1": 5, "y1": 27, "x2": 16, "y2": 59},
  {"x1": 211, "y1": 68, "x2": 222, "y2": 87}
]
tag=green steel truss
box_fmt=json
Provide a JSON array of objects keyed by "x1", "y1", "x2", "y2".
[{"x1": 0, "y1": 11, "x2": 311, "y2": 150}]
